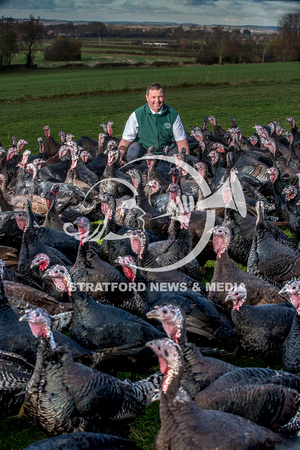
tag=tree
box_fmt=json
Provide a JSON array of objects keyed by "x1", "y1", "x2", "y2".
[
  {"x1": 0, "y1": 17, "x2": 18, "y2": 66},
  {"x1": 17, "y1": 15, "x2": 44, "y2": 67},
  {"x1": 44, "y1": 36, "x2": 82, "y2": 61},
  {"x1": 277, "y1": 12, "x2": 300, "y2": 61},
  {"x1": 242, "y1": 29, "x2": 251, "y2": 39},
  {"x1": 211, "y1": 26, "x2": 231, "y2": 64}
]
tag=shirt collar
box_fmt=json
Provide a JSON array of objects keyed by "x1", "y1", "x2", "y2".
[
  {"x1": 147, "y1": 103, "x2": 166, "y2": 115},
  {"x1": 150, "y1": 107, "x2": 163, "y2": 115}
]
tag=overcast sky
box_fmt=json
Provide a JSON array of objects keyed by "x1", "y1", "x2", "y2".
[{"x1": 0, "y1": 0, "x2": 299, "y2": 27}]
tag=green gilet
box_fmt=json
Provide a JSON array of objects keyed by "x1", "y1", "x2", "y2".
[{"x1": 134, "y1": 103, "x2": 178, "y2": 154}]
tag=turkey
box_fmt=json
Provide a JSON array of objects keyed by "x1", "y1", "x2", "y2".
[
  {"x1": 23, "y1": 432, "x2": 142, "y2": 449},
  {"x1": 116, "y1": 252, "x2": 236, "y2": 347},
  {"x1": 148, "y1": 199, "x2": 201, "y2": 280},
  {"x1": 208, "y1": 115, "x2": 227, "y2": 143},
  {"x1": 37, "y1": 144, "x2": 73, "y2": 183},
  {"x1": 4, "y1": 276, "x2": 72, "y2": 316},
  {"x1": 98, "y1": 147, "x2": 132, "y2": 198},
  {"x1": 15, "y1": 200, "x2": 79, "y2": 263},
  {"x1": 42, "y1": 189, "x2": 67, "y2": 232},
  {"x1": 127, "y1": 168, "x2": 170, "y2": 237},
  {"x1": 266, "y1": 166, "x2": 298, "y2": 222},
  {"x1": 195, "y1": 380, "x2": 300, "y2": 433},
  {"x1": 20, "y1": 307, "x2": 162, "y2": 437},
  {"x1": 281, "y1": 184, "x2": 300, "y2": 240},
  {"x1": 30, "y1": 253, "x2": 70, "y2": 302},
  {"x1": 3, "y1": 139, "x2": 27, "y2": 183},
  {"x1": 100, "y1": 120, "x2": 121, "y2": 150},
  {"x1": 85, "y1": 134, "x2": 107, "y2": 178},
  {"x1": 43, "y1": 264, "x2": 166, "y2": 373},
  {"x1": 96, "y1": 193, "x2": 137, "y2": 264},
  {"x1": 70, "y1": 232, "x2": 135, "y2": 307},
  {"x1": 0, "y1": 349, "x2": 33, "y2": 411},
  {"x1": 144, "y1": 146, "x2": 171, "y2": 192},
  {"x1": 146, "y1": 304, "x2": 237, "y2": 397},
  {"x1": 0, "y1": 171, "x2": 47, "y2": 215},
  {"x1": 16, "y1": 202, "x2": 73, "y2": 289},
  {"x1": 145, "y1": 179, "x2": 168, "y2": 212},
  {"x1": 0, "y1": 259, "x2": 93, "y2": 365},
  {"x1": 125, "y1": 228, "x2": 201, "y2": 289},
  {"x1": 208, "y1": 224, "x2": 288, "y2": 314},
  {"x1": 225, "y1": 284, "x2": 295, "y2": 363},
  {"x1": 279, "y1": 280, "x2": 300, "y2": 374},
  {"x1": 42, "y1": 125, "x2": 62, "y2": 157},
  {"x1": 247, "y1": 201, "x2": 300, "y2": 288},
  {"x1": 223, "y1": 208, "x2": 297, "y2": 267},
  {"x1": 264, "y1": 137, "x2": 297, "y2": 176},
  {"x1": 114, "y1": 255, "x2": 148, "y2": 318},
  {"x1": 287, "y1": 117, "x2": 300, "y2": 146},
  {"x1": 146, "y1": 337, "x2": 287, "y2": 450}
]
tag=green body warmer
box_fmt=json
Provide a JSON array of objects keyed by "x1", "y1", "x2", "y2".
[{"x1": 134, "y1": 103, "x2": 178, "y2": 154}]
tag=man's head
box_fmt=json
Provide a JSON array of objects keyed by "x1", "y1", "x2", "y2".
[{"x1": 146, "y1": 82, "x2": 165, "y2": 113}]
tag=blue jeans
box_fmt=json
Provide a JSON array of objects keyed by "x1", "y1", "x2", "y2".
[
  {"x1": 126, "y1": 142, "x2": 147, "y2": 162},
  {"x1": 126, "y1": 142, "x2": 180, "y2": 162}
]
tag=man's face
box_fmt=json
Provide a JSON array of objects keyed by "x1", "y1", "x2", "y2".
[{"x1": 146, "y1": 88, "x2": 165, "y2": 113}]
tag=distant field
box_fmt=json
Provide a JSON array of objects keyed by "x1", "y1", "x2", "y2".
[
  {"x1": 10, "y1": 36, "x2": 193, "y2": 70},
  {"x1": 0, "y1": 62, "x2": 299, "y2": 150}
]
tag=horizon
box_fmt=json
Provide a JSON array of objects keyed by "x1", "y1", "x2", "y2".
[{"x1": 0, "y1": 0, "x2": 299, "y2": 28}]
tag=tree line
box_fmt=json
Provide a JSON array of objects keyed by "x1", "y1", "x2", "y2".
[{"x1": 0, "y1": 13, "x2": 299, "y2": 68}]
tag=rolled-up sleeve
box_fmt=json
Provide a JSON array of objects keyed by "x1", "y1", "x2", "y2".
[
  {"x1": 173, "y1": 114, "x2": 187, "y2": 142},
  {"x1": 122, "y1": 112, "x2": 139, "y2": 141}
]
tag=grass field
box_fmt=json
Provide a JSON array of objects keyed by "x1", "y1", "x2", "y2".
[
  {"x1": 0, "y1": 62, "x2": 299, "y2": 151},
  {"x1": 11, "y1": 36, "x2": 194, "y2": 70},
  {"x1": 0, "y1": 61, "x2": 299, "y2": 449}
]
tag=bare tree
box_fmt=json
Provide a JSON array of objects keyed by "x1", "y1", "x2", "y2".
[
  {"x1": 212, "y1": 26, "x2": 231, "y2": 64},
  {"x1": 276, "y1": 12, "x2": 300, "y2": 61},
  {"x1": 0, "y1": 17, "x2": 18, "y2": 66},
  {"x1": 17, "y1": 15, "x2": 44, "y2": 68}
]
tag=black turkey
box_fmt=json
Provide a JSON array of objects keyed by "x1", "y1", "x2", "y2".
[
  {"x1": 0, "y1": 349, "x2": 33, "y2": 412},
  {"x1": 0, "y1": 259, "x2": 92, "y2": 365},
  {"x1": 146, "y1": 304, "x2": 237, "y2": 397},
  {"x1": 43, "y1": 264, "x2": 166, "y2": 373},
  {"x1": 280, "y1": 280, "x2": 300, "y2": 374},
  {"x1": 20, "y1": 307, "x2": 162, "y2": 437},
  {"x1": 247, "y1": 201, "x2": 300, "y2": 288},
  {"x1": 225, "y1": 284, "x2": 295, "y2": 363},
  {"x1": 23, "y1": 431, "x2": 142, "y2": 449},
  {"x1": 147, "y1": 337, "x2": 287, "y2": 450},
  {"x1": 208, "y1": 224, "x2": 288, "y2": 314}
]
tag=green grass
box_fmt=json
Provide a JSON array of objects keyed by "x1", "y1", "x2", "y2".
[
  {"x1": 11, "y1": 36, "x2": 192, "y2": 69},
  {"x1": 0, "y1": 62, "x2": 299, "y2": 151}
]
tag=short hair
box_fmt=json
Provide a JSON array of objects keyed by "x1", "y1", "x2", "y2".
[{"x1": 146, "y1": 83, "x2": 165, "y2": 96}]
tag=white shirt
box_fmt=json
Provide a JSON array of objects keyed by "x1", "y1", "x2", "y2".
[{"x1": 122, "y1": 107, "x2": 187, "y2": 142}]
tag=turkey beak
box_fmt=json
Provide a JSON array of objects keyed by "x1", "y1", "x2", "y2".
[
  {"x1": 146, "y1": 309, "x2": 160, "y2": 320},
  {"x1": 278, "y1": 286, "x2": 290, "y2": 301},
  {"x1": 145, "y1": 340, "x2": 155, "y2": 350},
  {"x1": 43, "y1": 268, "x2": 52, "y2": 279},
  {"x1": 19, "y1": 311, "x2": 31, "y2": 322},
  {"x1": 224, "y1": 293, "x2": 232, "y2": 303}
]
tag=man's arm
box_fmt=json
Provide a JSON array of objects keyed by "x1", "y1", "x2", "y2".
[
  {"x1": 176, "y1": 137, "x2": 190, "y2": 155},
  {"x1": 118, "y1": 138, "x2": 132, "y2": 163}
]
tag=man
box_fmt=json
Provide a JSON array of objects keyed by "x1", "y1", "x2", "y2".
[{"x1": 118, "y1": 82, "x2": 190, "y2": 164}]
